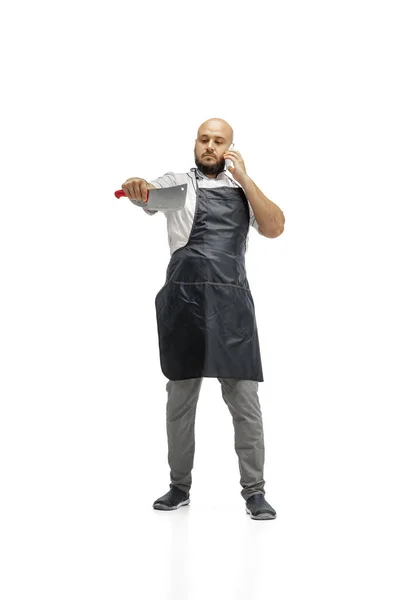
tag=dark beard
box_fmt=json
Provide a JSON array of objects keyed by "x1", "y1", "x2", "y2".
[{"x1": 194, "y1": 153, "x2": 226, "y2": 176}]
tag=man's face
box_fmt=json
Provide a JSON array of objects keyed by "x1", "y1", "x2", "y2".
[{"x1": 194, "y1": 128, "x2": 231, "y2": 176}]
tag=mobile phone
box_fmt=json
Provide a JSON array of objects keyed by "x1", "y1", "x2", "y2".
[{"x1": 225, "y1": 142, "x2": 234, "y2": 169}]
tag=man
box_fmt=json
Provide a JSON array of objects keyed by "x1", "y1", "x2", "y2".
[{"x1": 121, "y1": 118, "x2": 285, "y2": 520}]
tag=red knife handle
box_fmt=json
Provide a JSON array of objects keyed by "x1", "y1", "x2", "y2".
[{"x1": 114, "y1": 189, "x2": 148, "y2": 201}]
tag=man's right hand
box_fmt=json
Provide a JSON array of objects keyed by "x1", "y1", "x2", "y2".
[{"x1": 121, "y1": 178, "x2": 156, "y2": 202}]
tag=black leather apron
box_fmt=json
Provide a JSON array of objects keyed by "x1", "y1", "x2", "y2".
[{"x1": 155, "y1": 168, "x2": 263, "y2": 382}]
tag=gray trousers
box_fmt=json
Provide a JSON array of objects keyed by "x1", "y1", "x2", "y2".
[{"x1": 165, "y1": 377, "x2": 266, "y2": 501}]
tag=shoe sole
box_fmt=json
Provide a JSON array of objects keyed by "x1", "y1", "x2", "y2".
[
  {"x1": 153, "y1": 498, "x2": 190, "y2": 511},
  {"x1": 246, "y1": 507, "x2": 276, "y2": 520}
]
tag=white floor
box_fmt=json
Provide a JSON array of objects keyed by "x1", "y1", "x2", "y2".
[{"x1": 2, "y1": 377, "x2": 399, "y2": 599}]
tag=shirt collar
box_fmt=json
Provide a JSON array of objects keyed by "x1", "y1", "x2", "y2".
[{"x1": 195, "y1": 167, "x2": 229, "y2": 181}]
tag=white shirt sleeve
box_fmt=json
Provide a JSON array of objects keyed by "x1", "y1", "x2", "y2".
[
  {"x1": 148, "y1": 172, "x2": 177, "y2": 188},
  {"x1": 248, "y1": 203, "x2": 259, "y2": 231}
]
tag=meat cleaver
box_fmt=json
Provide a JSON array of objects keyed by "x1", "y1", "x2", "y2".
[{"x1": 114, "y1": 184, "x2": 187, "y2": 211}]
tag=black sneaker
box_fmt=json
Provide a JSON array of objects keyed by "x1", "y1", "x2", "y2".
[
  {"x1": 153, "y1": 485, "x2": 190, "y2": 511},
  {"x1": 246, "y1": 493, "x2": 276, "y2": 520}
]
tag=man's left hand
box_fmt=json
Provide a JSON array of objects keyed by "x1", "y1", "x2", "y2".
[{"x1": 223, "y1": 150, "x2": 249, "y2": 186}]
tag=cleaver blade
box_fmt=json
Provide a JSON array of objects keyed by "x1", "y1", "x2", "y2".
[
  {"x1": 147, "y1": 184, "x2": 187, "y2": 211},
  {"x1": 114, "y1": 183, "x2": 187, "y2": 211}
]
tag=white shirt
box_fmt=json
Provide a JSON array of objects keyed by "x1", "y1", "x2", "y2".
[{"x1": 130, "y1": 168, "x2": 260, "y2": 256}]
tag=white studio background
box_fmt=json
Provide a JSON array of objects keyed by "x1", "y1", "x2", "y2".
[{"x1": 1, "y1": 1, "x2": 399, "y2": 599}]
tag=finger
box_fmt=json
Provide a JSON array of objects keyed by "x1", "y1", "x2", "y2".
[
  {"x1": 140, "y1": 181, "x2": 148, "y2": 202},
  {"x1": 133, "y1": 182, "x2": 143, "y2": 201},
  {"x1": 121, "y1": 183, "x2": 132, "y2": 199},
  {"x1": 122, "y1": 178, "x2": 136, "y2": 194}
]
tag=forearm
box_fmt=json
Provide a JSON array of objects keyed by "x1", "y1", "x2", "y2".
[{"x1": 240, "y1": 176, "x2": 285, "y2": 237}]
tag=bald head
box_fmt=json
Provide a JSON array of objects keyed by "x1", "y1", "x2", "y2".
[
  {"x1": 193, "y1": 117, "x2": 235, "y2": 177},
  {"x1": 197, "y1": 118, "x2": 234, "y2": 146}
]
